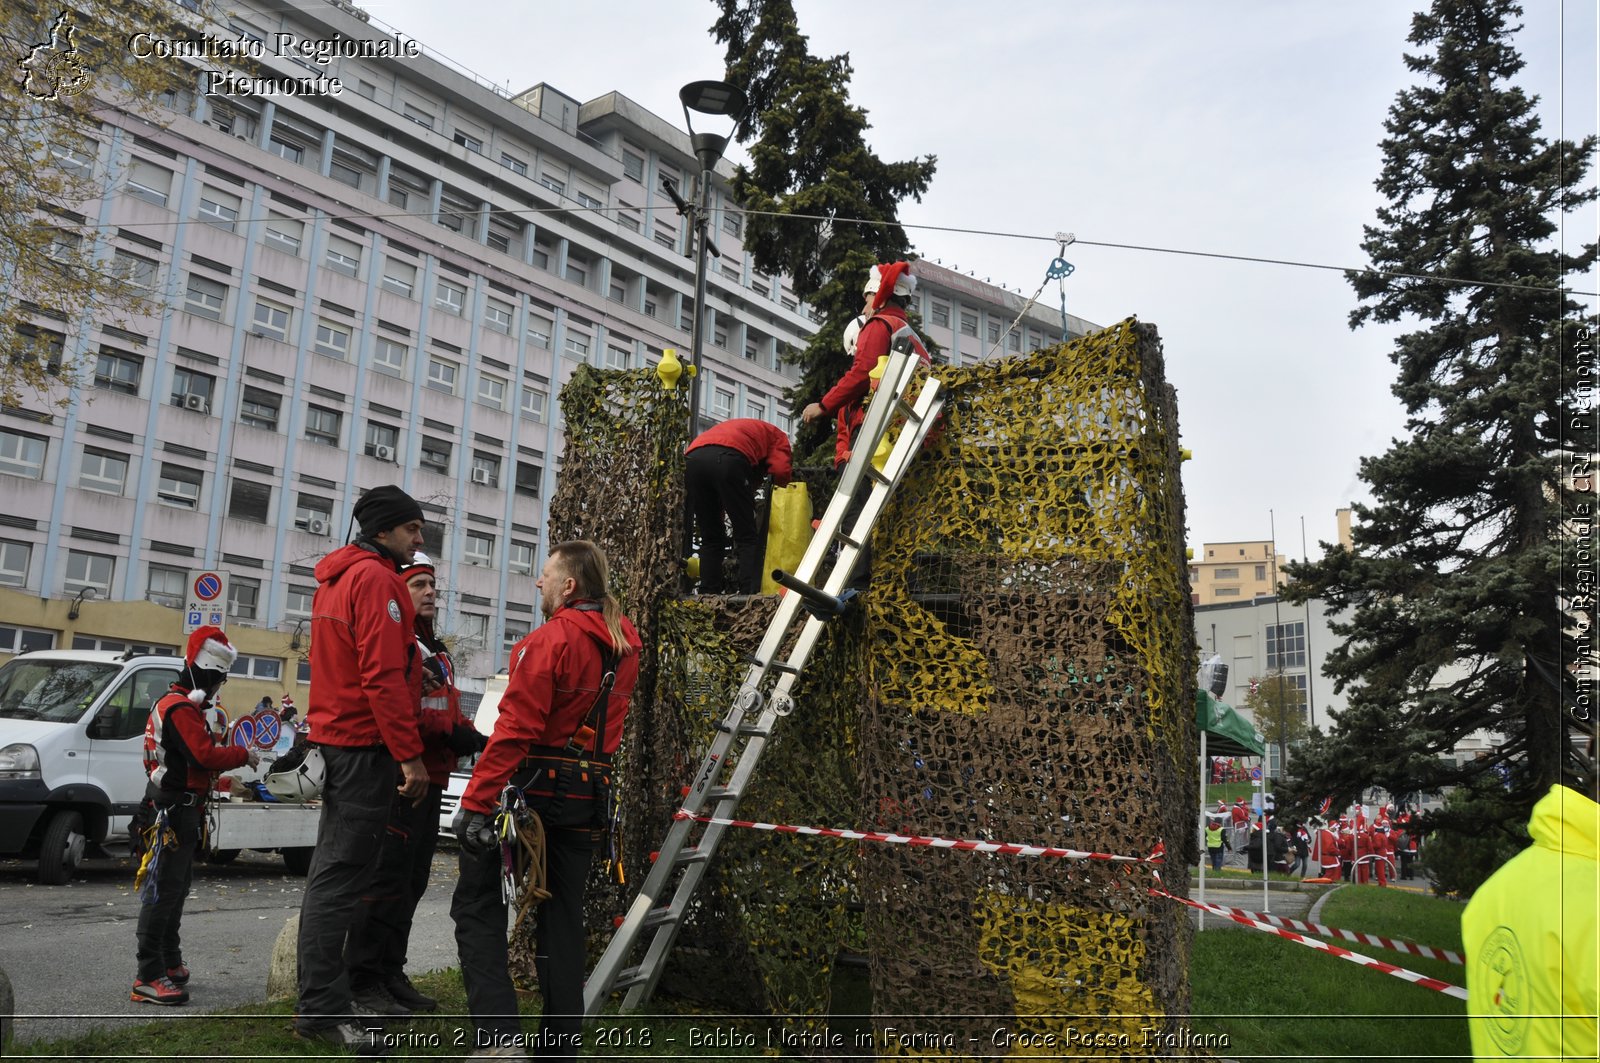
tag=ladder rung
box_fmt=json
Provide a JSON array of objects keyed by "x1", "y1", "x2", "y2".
[
  {"x1": 833, "y1": 531, "x2": 863, "y2": 550},
  {"x1": 894, "y1": 397, "x2": 924, "y2": 422},
  {"x1": 764, "y1": 660, "x2": 801, "y2": 675},
  {"x1": 864, "y1": 465, "x2": 891, "y2": 486},
  {"x1": 674, "y1": 846, "x2": 713, "y2": 865},
  {"x1": 641, "y1": 907, "x2": 680, "y2": 930},
  {"x1": 704, "y1": 785, "x2": 741, "y2": 802},
  {"x1": 736, "y1": 721, "x2": 770, "y2": 737},
  {"x1": 611, "y1": 967, "x2": 649, "y2": 991}
]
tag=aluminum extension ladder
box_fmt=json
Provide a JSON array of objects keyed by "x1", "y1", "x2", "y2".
[{"x1": 583, "y1": 338, "x2": 946, "y2": 1015}]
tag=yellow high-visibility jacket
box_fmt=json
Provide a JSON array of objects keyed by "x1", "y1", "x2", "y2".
[{"x1": 1462, "y1": 784, "x2": 1598, "y2": 1059}]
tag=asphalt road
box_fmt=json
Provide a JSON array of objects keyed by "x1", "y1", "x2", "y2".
[{"x1": 0, "y1": 843, "x2": 462, "y2": 1048}]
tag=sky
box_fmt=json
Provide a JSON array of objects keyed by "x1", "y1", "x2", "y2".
[{"x1": 362, "y1": 0, "x2": 1598, "y2": 561}]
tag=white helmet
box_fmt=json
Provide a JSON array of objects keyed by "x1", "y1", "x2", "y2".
[
  {"x1": 842, "y1": 314, "x2": 868, "y2": 356},
  {"x1": 863, "y1": 262, "x2": 916, "y2": 307},
  {"x1": 264, "y1": 745, "x2": 325, "y2": 801}
]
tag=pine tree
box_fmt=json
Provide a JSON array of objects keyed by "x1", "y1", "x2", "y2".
[
  {"x1": 712, "y1": 0, "x2": 937, "y2": 459},
  {"x1": 1282, "y1": 0, "x2": 1598, "y2": 832}
]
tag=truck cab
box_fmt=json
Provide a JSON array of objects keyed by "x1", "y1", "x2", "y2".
[{"x1": 0, "y1": 649, "x2": 182, "y2": 883}]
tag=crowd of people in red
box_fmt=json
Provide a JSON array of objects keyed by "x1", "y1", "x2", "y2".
[{"x1": 1208, "y1": 798, "x2": 1422, "y2": 884}]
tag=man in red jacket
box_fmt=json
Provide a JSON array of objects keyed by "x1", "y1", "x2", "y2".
[
  {"x1": 295, "y1": 484, "x2": 430, "y2": 1050},
  {"x1": 344, "y1": 551, "x2": 481, "y2": 1016},
  {"x1": 451, "y1": 540, "x2": 641, "y2": 1060},
  {"x1": 132, "y1": 627, "x2": 258, "y2": 1005},
  {"x1": 685, "y1": 418, "x2": 792, "y2": 595}
]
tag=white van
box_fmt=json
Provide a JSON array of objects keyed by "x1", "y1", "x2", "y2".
[{"x1": 0, "y1": 649, "x2": 317, "y2": 883}]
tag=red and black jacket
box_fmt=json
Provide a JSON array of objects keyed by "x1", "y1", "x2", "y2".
[{"x1": 143, "y1": 686, "x2": 249, "y2": 799}]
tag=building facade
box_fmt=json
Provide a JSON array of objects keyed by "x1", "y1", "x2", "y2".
[{"x1": 1188, "y1": 539, "x2": 1289, "y2": 605}]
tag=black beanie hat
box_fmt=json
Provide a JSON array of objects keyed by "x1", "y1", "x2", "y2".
[{"x1": 353, "y1": 485, "x2": 424, "y2": 538}]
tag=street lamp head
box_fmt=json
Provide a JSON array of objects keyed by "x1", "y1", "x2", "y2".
[
  {"x1": 67, "y1": 585, "x2": 96, "y2": 621},
  {"x1": 679, "y1": 79, "x2": 747, "y2": 173}
]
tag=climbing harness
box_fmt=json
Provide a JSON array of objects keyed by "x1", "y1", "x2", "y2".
[{"x1": 134, "y1": 806, "x2": 176, "y2": 905}]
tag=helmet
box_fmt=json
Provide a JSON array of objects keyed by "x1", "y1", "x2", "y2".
[
  {"x1": 842, "y1": 314, "x2": 867, "y2": 356},
  {"x1": 863, "y1": 262, "x2": 915, "y2": 310},
  {"x1": 264, "y1": 744, "x2": 325, "y2": 801},
  {"x1": 399, "y1": 551, "x2": 435, "y2": 580}
]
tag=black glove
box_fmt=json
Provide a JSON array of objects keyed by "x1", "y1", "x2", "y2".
[
  {"x1": 447, "y1": 724, "x2": 486, "y2": 757},
  {"x1": 452, "y1": 809, "x2": 497, "y2": 856}
]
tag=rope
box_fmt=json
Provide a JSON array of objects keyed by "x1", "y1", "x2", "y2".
[
  {"x1": 494, "y1": 790, "x2": 552, "y2": 938},
  {"x1": 134, "y1": 807, "x2": 174, "y2": 905}
]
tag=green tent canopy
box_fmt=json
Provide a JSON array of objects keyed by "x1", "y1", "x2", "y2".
[{"x1": 1196, "y1": 688, "x2": 1264, "y2": 758}]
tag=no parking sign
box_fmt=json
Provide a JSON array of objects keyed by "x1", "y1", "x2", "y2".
[{"x1": 184, "y1": 569, "x2": 230, "y2": 634}]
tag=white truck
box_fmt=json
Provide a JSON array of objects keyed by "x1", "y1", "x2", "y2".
[{"x1": 0, "y1": 649, "x2": 320, "y2": 884}]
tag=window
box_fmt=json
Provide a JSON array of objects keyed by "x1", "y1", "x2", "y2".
[
  {"x1": 47, "y1": 229, "x2": 82, "y2": 261},
  {"x1": 78, "y1": 449, "x2": 127, "y2": 494},
  {"x1": 520, "y1": 386, "x2": 547, "y2": 422},
  {"x1": 1213, "y1": 567, "x2": 1239, "y2": 580},
  {"x1": 500, "y1": 152, "x2": 527, "y2": 176},
  {"x1": 711, "y1": 389, "x2": 734, "y2": 421},
  {"x1": 471, "y1": 452, "x2": 500, "y2": 488},
  {"x1": 426, "y1": 358, "x2": 459, "y2": 394},
  {"x1": 239, "y1": 386, "x2": 279, "y2": 430},
  {"x1": 476, "y1": 373, "x2": 507, "y2": 410},
  {"x1": 228, "y1": 652, "x2": 280, "y2": 680},
  {"x1": 304, "y1": 404, "x2": 342, "y2": 446},
  {"x1": 609, "y1": 281, "x2": 627, "y2": 303},
  {"x1": 294, "y1": 493, "x2": 333, "y2": 531},
  {"x1": 1007, "y1": 331, "x2": 1021, "y2": 352},
  {"x1": 381, "y1": 258, "x2": 416, "y2": 297},
  {"x1": 622, "y1": 150, "x2": 645, "y2": 182},
  {"x1": 576, "y1": 192, "x2": 603, "y2": 211},
  {"x1": 184, "y1": 274, "x2": 227, "y2": 320},
  {"x1": 147, "y1": 564, "x2": 185, "y2": 606},
  {"x1": 125, "y1": 159, "x2": 171, "y2": 205},
  {"x1": 458, "y1": 613, "x2": 490, "y2": 647},
  {"x1": 313, "y1": 320, "x2": 352, "y2": 360},
  {"x1": 712, "y1": 325, "x2": 728, "y2": 348},
  {"x1": 64, "y1": 550, "x2": 114, "y2": 597},
  {"x1": 619, "y1": 212, "x2": 641, "y2": 233},
  {"x1": 539, "y1": 174, "x2": 565, "y2": 196},
  {"x1": 486, "y1": 227, "x2": 512, "y2": 254},
  {"x1": 743, "y1": 339, "x2": 758, "y2": 361},
  {"x1": 563, "y1": 333, "x2": 589, "y2": 359},
  {"x1": 197, "y1": 188, "x2": 241, "y2": 231},
  {"x1": 930, "y1": 301, "x2": 951, "y2": 328},
  {"x1": 94, "y1": 349, "x2": 142, "y2": 394},
  {"x1": 324, "y1": 235, "x2": 362, "y2": 277},
  {"x1": 565, "y1": 256, "x2": 588, "y2": 287},
  {"x1": 959, "y1": 310, "x2": 979, "y2": 337},
  {"x1": 228, "y1": 479, "x2": 271, "y2": 523},
  {"x1": 0, "y1": 624, "x2": 53, "y2": 653},
  {"x1": 112, "y1": 249, "x2": 158, "y2": 289},
  {"x1": 526, "y1": 314, "x2": 553, "y2": 348},
  {"x1": 721, "y1": 211, "x2": 742, "y2": 237},
  {"x1": 514, "y1": 461, "x2": 541, "y2": 497},
  {"x1": 604, "y1": 346, "x2": 628, "y2": 371},
  {"x1": 402, "y1": 103, "x2": 435, "y2": 129},
  {"x1": 987, "y1": 321, "x2": 1001, "y2": 344},
  {"x1": 748, "y1": 398, "x2": 767, "y2": 421},
  {"x1": 509, "y1": 540, "x2": 535, "y2": 575},
  {"x1": 267, "y1": 138, "x2": 304, "y2": 164},
  {"x1": 484, "y1": 298, "x2": 513, "y2": 335},
  {"x1": 262, "y1": 213, "x2": 303, "y2": 256},
  {"x1": 1255, "y1": 564, "x2": 1268, "y2": 581},
  {"x1": 453, "y1": 130, "x2": 483, "y2": 153},
  {"x1": 0, "y1": 540, "x2": 31, "y2": 587},
  {"x1": 285, "y1": 584, "x2": 314, "y2": 616},
  {"x1": 157, "y1": 463, "x2": 202, "y2": 508},
  {"x1": 50, "y1": 136, "x2": 95, "y2": 178},
  {"x1": 373, "y1": 337, "x2": 408, "y2": 375},
  {"x1": 14, "y1": 324, "x2": 64, "y2": 372},
  {"x1": 227, "y1": 577, "x2": 260, "y2": 621},
  {"x1": 503, "y1": 619, "x2": 531, "y2": 652},
  {"x1": 365, "y1": 422, "x2": 399, "y2": 460},
  {"x1": 170, "y1": 366, "x2": 215, "y2": 411},
  {"x1": 420, "y1": 436, "x2": 452, "y2": 474},
  {"x1": 464, "y1": 531, "x2": 494, "y2": 567},
  {"x1": 1266, "y1": 622, "x2": 1307, "y2": 671},
  {"x1": 252, "y1": 297, "x2": 291, "y2": 341},
  {"x1": 0, "y1": 432, "x2": 46, "y2": 480},
  {"x1": 435, "y1": 279, "x2": 466, "y2": 315}
]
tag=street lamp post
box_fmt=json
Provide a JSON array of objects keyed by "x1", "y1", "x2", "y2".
[{"x1": 676, "y1": 79, "x2": 746, "y2": 436}]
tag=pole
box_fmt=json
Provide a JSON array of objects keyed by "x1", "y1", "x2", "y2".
[
  {"x1": 683, "y1": 165, "x2": 715, "y2": 435},
  {"x1": 1269, "y1": 510, "x2": 1287, "y2": 781},
  {"x1": 1259, "y1": 767, "x2": 1269, "y2": 913},
  {"x1": 1197, "y1": 730, "x2": 1208, "y2": 932},
  {"x1": 1301, "y1": 515, "x2": 1316, "y2": 729}
]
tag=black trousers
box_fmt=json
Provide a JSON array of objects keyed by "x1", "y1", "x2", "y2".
[
  {"x1": 686, "y1": 445, "x2": 762, "y2": 594},
  {"x1": 451, "y1": 824, "x2": 595, "y2": 1059},
  {"x1": 296, "y1": 746, "x2": 396, "y2": 1030},
  {"x1": 134, "y1": 802, "x2": 200, "y2": 982},
  {"x1": 345, "y1": 782, "x2": 443, "y2": 988}
]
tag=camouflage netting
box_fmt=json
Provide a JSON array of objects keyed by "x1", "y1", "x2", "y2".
[{"x1": 543, "y1": 319, "x2": 1198, "y2": 1058}]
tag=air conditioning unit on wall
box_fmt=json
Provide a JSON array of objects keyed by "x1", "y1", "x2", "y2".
[
  {"x1": 470, "y1": 467, "x2": 492, "y2": 485},
  {"x1": 183, "y1": 393, "x2": 209, "y2": 413},
  {"x1": 307, "y1": 518, "x2": 329, "y2": 536},
  {"x1": 373, "y1": 444, "x2": 395, "y2": 462}
]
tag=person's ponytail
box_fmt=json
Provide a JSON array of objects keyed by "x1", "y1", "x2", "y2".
[{"x1": 550, "y1": 539, "x2": 633, "y2": 656}]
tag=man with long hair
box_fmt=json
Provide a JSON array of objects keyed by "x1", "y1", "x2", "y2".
[{"x1": 451, "y1": 540, "x2": 641, "y2": 1060}]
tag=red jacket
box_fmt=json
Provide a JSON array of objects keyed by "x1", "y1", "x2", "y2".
[
  {"x1": 463, "y1": 601, "x2": 641, "y2": 815},
  {"x1": 685, "y1": 418, "x2": 793, "y2": 486},
  {"x1": 817, "y1": 305, "x2": 930, "y2": 467},
  {"x1": 308, "y1": 544, "x2": 425, "y2": 763},
  {"x1": 417, "y1": 634, "x2": 472, "y2": 786},
  {"x1": 144, "y1": 687, "x2": 249, "y2": 797}
]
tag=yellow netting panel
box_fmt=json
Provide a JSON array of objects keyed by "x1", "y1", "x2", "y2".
[{"x1": 549, "y1": 319, "x2": 1197, "y2": 1056}]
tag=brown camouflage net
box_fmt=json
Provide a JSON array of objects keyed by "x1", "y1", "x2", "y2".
[{"x1": 543, "y1": 319, "x2": 1197, "y2": 1057}]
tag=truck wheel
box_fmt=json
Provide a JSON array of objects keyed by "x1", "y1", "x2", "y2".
[
  {"x1": 206, "y1": 848, "x2": 241, "y2": 864},
  {"x1": 37, "y1": 811, "x2": 86, "y2": 885},
  {"x1": 280, "y1": 847, "x2": 314, "y2": 876}
]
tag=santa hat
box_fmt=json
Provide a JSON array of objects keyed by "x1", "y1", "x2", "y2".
[
  {"x1": 280, "y1": 694, "x2": 295, "y2": 707},
  {"x1": 183, "y1": 626, "x2": 236, "y2": 704},
  {"x1": 863, "y1": 262, "x2": 915, "y2": 312}
]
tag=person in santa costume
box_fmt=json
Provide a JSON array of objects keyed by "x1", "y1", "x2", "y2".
[{"x1": 132, "y1": 626, "x2": 258, "y2": 1005}]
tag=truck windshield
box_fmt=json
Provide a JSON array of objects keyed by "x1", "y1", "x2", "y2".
[{"x1": 0, "y1": 660, "x2": 123, "y2": 724}]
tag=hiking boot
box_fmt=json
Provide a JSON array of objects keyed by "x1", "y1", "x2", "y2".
[
  {"x1": 130, "y1": 976, "x2": 189, "y2": 1006},
  {"x1": 352, "y1": 982, "x2": 410, "y2": 1016},
  {"x1": 165, "y1": 963, "x2": 190, "y2": 986},
  {"x1": 295, "y1": 1020, "x2": 388, "y2": 1057},
  {"x1": 383, "y1": 974, "x2": 438, "y2": 1012}
]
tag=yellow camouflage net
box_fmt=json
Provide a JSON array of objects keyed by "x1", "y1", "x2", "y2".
[{"x1": 550, "y1": 319, "x2": 1197, "y2": 1057}]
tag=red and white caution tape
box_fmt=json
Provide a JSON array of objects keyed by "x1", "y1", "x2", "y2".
[
  {"x1": 671, "y1": 810, "x2": 1166, "y2": 864},
  {"x1": 1189, "y1": 898, "x2": 1463, "y2": 965},
  {"x1": 1152, "y1": 887, "x2": 1467, "y2": 999}
]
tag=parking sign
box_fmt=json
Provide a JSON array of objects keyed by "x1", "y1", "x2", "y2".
[{"x1": 184, "y1": 570, "x2": 230, "y2": 635}]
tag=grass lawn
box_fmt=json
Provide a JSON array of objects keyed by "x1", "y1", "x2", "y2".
[{"x1": 1191, "y1": 885, "x2": 1470, "y2": 1061}]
